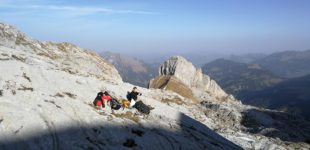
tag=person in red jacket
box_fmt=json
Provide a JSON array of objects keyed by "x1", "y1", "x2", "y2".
[
  {"x1": 101, "y1": 91, "x2": 112, "y2": 107},
  {"x1": 93, "y1": 91, "x2": 112, "y2": 108}
]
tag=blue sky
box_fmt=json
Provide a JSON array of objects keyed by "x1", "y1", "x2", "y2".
[{"x1": 0, "y1": 0, "x2": 310, "y2": 58}]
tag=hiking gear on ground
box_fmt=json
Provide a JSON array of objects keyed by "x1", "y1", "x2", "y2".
[
  {"x1": 102, "y1": 104, "x2": 105, "y2": 108},
  {"x1": 119, "y1": 100, "x2": 130, "y2": 108},
  {"x1": 133, "y1": 101, "x2": 150, "y2": 114},
  {"x1": 110, "y1": 98, "x2": 121, "y2": 110}
]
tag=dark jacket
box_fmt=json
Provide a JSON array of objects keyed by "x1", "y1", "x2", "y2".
[{"x1": 129, "y1": 91, "x2": 140, "y2": 101}]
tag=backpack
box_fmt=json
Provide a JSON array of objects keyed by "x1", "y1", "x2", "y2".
[
  {"x1": 133, "y1": 101, "x2": 150, "y2": 114},
  {"x1": 110, "y1": 98, "x2": 121, "y2": 110},
  {"x1": 126, "y1": 91, "x2": 131, "y2": 101}
]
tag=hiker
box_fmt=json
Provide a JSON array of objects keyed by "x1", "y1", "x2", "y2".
[
  {"x1": 93, "y1": 91, "x2": 112, "y2": 108},
  {"x1": 126, "y1": 87, "x2": 150, "y2": 114},
  {"x1": 101, "y1": 91, "x2": 113, "y2": 108},
  {"x1": 129, "y1": 87, "x2": 142, "y2": 101},
  {"x1": 128, "y1": 87, "x2": 142, "y2": 107}
]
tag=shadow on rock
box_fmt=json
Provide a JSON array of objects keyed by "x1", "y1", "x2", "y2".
[
  {"x1": 0, "y1": 113, "x2": 242, "y2": 150},
  {"x1": 241, "y1": 109, "x2": 310, "y2": 144}
]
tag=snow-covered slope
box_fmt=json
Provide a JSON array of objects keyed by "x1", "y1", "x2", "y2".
[{"x1": 0, "y1": 22, "x2": 309, "y2": 150}]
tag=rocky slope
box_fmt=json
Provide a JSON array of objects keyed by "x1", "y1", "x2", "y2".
[
  {"x1": 100, "y1": 51, "x2": 157, "y2": 87},
  {"x1": 1, "y1": 22, "x2": 310, "y2": 150},
  {"x1": 0, "y1": 23, "x2": 121, "y2": 82},
  {"x1": 149, "y1": 56, "x2": 310, "y2": 149}
]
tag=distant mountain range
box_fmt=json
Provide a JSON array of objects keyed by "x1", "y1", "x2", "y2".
[
  {"x1": 100, "y1": 51, "x2": 158, "y2": 87},
  {"x1": 203, "y1": 50, "x2": 310, "y2": 120},
  {"x1": 225, "y1": 53, "x2": 267, "y2": 64},
  {"x1": 202, "y1": 59, "x2": 283, "y2": 95},
  {"x1": 253, "y1": 50, "x2": 310, "y2": 78},
  {"x1": 238, "y1": 74, "x2": 310, "y2": 120}
]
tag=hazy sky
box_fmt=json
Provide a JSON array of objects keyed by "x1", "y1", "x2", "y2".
[{"x1": 1, "y1": 0, "x2": 310, "y2": 58}]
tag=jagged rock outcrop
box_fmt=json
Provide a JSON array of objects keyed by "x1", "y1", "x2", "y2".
[
  {"x1": 150, "y1": 56, "x2": 228, "y2": 100},
  {"x1": 1, "y1": 22, "x2": 310, "y2": 150}
]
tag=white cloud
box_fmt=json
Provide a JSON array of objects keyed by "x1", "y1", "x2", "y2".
[{"x1": 0, "y1": 3, "x2": 159, "y2": 16}]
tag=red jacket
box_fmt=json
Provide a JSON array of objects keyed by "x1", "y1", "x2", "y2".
[
  {"x1": 101, "y1": 95, "x2": 112, "y2": 103},
  {"x1": 94, "y1": 95, "x2": 112, "y2": 107}
]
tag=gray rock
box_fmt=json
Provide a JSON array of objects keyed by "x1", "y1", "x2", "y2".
[{"x1": 151, "y1": 56, "x2": 228, "y2": 99}]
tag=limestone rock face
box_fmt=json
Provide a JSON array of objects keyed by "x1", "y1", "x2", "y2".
[
  {"x1": 0, "y1": 22, "x2": 122, "y2": 82},
  {"x1": 152, "y1": 56, "x2": 228, "y2": 99}
]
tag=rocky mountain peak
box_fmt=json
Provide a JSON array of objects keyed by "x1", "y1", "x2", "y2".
[
  {"x1": 159, "y1": 56, "x2": 197, "y2": 79},
  {"x1": 153, "y1": 56, "x2": 228, "y2": 99}
]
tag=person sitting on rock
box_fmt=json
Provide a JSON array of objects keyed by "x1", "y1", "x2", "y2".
[
  {"x1": 127, "y1": 87, "x2": 142, "y2": 108},
  {"x1": 93, "y1": 91, "x2": 112, "y2": 109}
]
